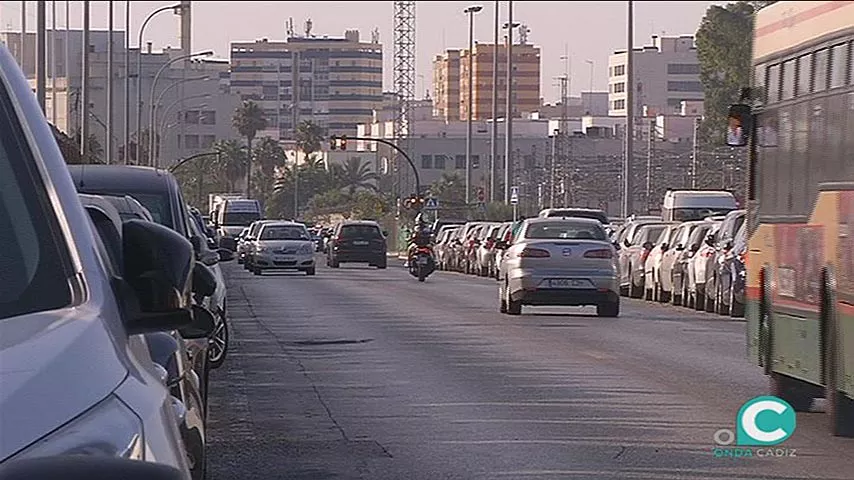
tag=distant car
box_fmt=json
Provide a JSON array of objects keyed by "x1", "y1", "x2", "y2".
[
  {"x1": 326, "y1": 220, "x2": 388, "y2": 269},
  {"x1": 537, "y1": 207, "x2": 609, "y2": 225},
  {"x1": 250, "y1": 221, "x2": 316, "y2": 276},
  {"x1": 498, "y1": 217, "x2": 620, "y2": 317}
]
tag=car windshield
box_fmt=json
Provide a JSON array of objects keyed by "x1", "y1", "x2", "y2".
[
  {"x1": 525, "y1": 221, "x2": 607, "y2": 240},
  {"x1": 640, "y1": 225, "x2": 668, "y2": 244},
  {"x1": 673, "y1": 207, "x2": 735, "y2": 222},
  {"x1": 260, "y1": 225, "x2": 309, "y2": 240},
  {"x1": 223, "y1": 212, "x2": 261, "y2": 226},
  {"x1": 546, "y1": 210, "x2": 609, "y2": 224},
  {"x1": 341, "y1": 225, "x2": 382, "y2": 239},
  {"x1": 0, "y1": 85, "x2": 72, "y2": 320}
]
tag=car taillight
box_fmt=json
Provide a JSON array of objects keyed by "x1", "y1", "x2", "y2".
[
  {"x1": 520, "y1": 247, "x2": 550, "y2": 258},
  {"x1": 485, "y1": 239, "x2": 495, "y2": 249},
  {"x1": 641, "y1": 251, "x2": 651, "y2": 264},
  {"x1": 584, "y1": 248, "x2": 613, "y2": 259},
  {"x1": 468, "y1": 239, "x2": 476, "y2": 248},
  {"x1": 703, "y1": 249, "x2": 714, "y2": 257}
]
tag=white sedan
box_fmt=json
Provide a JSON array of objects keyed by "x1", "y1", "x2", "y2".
[
  {"x1": 250, "y1": 221, "x2": 317, "y2": 276},
  {"x1": 498, "y1": 217, "x2": 620, "y2": 317}
]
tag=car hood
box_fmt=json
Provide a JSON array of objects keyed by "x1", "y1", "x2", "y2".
[
  {"x1": 220, "y1": 226, "x2": 245, "y2": 236},
  {"x1": 258, "y1": 239, "x2": 313, "y2": 250},
  {"x1": 0, "y1": 305, "x2": 126, "y2": 461}
]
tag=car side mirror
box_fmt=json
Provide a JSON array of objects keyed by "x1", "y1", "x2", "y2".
[
  {"x1": 382, "y1": 230, "x2": 389, "y2": 237},
  {"x1": 612, "y1": 240, "x2": 620, "y2": 250},
  {"x1": 218, "y1": 248, "x2": 235, "y2": 262},
  {"x1": 121, "y1": 220, "x2": 194, "y2": 335},
  {"x1": 206, "y1": 236, "x2": 217, "y2": 249},
  {"x1": 643, "y1": 241, "x2": 654, "y2": 250},
  {"x1": 623, "y1": 238, "x2": 631, "y2": 248},
  {"x1": 725, "y1": 239, "x2": 734, "y2": 250},
  {"x1": 661, "y1": 243, "x2": 669, "y2": 251},
  {"x1": 675, "y1": 243, "x2": 685, "y2": 251},
  {"x1": 689, "y1": 243, "x2": 700, "y2": 253},
  {"x1": 0, "y1": 456, "x2": 185, "y2": 480},
  {"x1": 192, "y1": 261, "x2": 217, "y2": 297},
  {"x1": 179, "y1": 304, "x2": 217, "y2": 339},
  {"x1": 705, "y1": 235, "x2": 716, "y2": 247},
  {"x1": 726, "y1": 103, "x2": 752, "y2": 147}
]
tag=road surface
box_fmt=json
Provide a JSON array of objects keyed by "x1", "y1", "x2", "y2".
[{"x1": 206, "y1": 259, "x2": 853, "y2": 479}]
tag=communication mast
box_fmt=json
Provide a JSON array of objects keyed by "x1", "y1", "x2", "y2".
[{"x1": 393, "y1": 1, "x2": 416, "y2": 198}]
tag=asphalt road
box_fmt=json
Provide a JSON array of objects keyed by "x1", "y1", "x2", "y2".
[{"x1": 206, "y1": 257, "x2": 853, "y2": 480}]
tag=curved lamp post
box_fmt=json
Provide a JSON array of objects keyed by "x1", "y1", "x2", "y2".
[
  {"x1": 146, "y1": 50, "x2": 214, "y2": 165},
  {"x1": 463, "y1": 5, "x2": 483, "y2": 205}
]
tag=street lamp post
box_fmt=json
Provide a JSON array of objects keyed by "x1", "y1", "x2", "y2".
[
  {"x1": 147, "y1": 50, "x2": 214, "y2": 166},
  {"x1": 135, "y1": 3, "x2": 182, "y2": 164},
  {"x1": 585, "y1": 59, "x2": 594, "y2": 114},
  {"x1": 503, "y1": 10, "x2": 520, "y2": 205},
  {"x1": 490, "y1": 0, "x2": 499, "y2": 203},
  {"x1": 154, "y1": 95, "x2": 211, "y2": 168},
  {"x1": 463, "y1": 5, "x2": 482, "y2": 206}
]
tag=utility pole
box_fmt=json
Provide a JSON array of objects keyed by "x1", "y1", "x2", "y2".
[
  {"x1": 81, "y1": 0, "x2": 90, "y2": 157},
  {"x1": 622, "y1": 0, "x2": 634, "y2": 217},
  {"x1": 464, "y1": 5, "x2": 483, "y2": 205},
  {"x1": 36, "y1": 1, "x2": 46, "y2": 112},
  {"x1": 645, "y1": 119, "x2": 653, "y2": 212},
  {"x1": 124, "y1": 1, "x2": 130, "y2": 163},
  {"x1": 559, "y1": 75, "x2": 568, "y2": 206},
  {"x1": 21, "y1": 1, "x2": 26, "y2": 74},
  {"x1": 503, "y1": 1, "x2": 515, "y2": 204},
  {"x1": 691, "y1": 116, "x2": 700, "y2": 189},
  {"x1": 490, "y1": 0, "x2": 498, "y2": 203},
  {"x1": 106, "y1": 1, "x2": 114, "y2": 164}
]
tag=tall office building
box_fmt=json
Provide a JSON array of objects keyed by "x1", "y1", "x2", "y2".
[
  {"x1": 229, "y1": 29, "x2": 383, "y2": 138},
  {"x1": 433, "y1": 42, "x2": 541, "y2": 122},
  {"x1": 608, "y1": 35, "x2": 703, "y2": 117}
]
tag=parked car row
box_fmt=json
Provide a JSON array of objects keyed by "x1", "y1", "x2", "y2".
[
  {"x1": 0, "y1": 45, "x2": 228, "y2": 478},
  {"x1": 614, "y1": 209, "x2": 747, "y2": 317}
]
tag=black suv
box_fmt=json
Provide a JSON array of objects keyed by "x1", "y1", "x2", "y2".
[{"x1": 326, "y1": 220, "x2": 388, "y2": 269}]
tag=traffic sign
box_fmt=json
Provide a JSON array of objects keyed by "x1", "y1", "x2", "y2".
[
  {"x1": 424, "y1": 197, "x2": 439, "y2": 210},
  {"x1": 510, "y1": 186, "x2": 519, "y2": 205}
]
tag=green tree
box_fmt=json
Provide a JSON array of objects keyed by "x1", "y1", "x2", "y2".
[
  {"x1": 332, "y1": 157, "x2": 379, "y2": 195},
  {"x1": 212, "y1": 139, "x2": 248, "y2": 193},
  {"x1": 695, "y1": 1, "x2": 773, "y2": 144},
  {"x1": 232, "y1": 100, "x2": 268, "y2": 197},
  {"x1": 70, "y1": 128, "x2": 104, "y2": 163},
  {"x1": 429, "y1": 172, "x2": 466, "y2": 206},
  {"x1": 295, "y1": 120, "x2": 325, "y2": 158}
]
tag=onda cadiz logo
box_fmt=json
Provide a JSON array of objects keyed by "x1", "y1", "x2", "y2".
[{"x1": 712, "y1": 396, "x2": 797, "y2": 458}]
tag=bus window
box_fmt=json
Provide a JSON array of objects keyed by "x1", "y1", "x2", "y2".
[
  {"x1": 797, "y1": 55, "x2": 811, "y2": 96},
  {"x1": 777, "y1": 108, "x2": 793, "y2": 214},
  {"x1": 830, "y1": 43, "x2": 848, "y2": 89},
  {"x1": 782, "y1": 59, "x2": 796, "y2": 100},
  {"x1": 808, "y1": 101, "x2": 826, "y2": 212},
  {"x1": 814, "y1": 48, "x2": 829, "y2": 92},
  {"x1": 758, "y1": 113, "x2": 778, "y2": 216},
  {"x1": 754, "y1": 64, "x2": 767, "y2": 105},
  {"x1": 793, "y1": 102, "x2": 809, "y2": 214},
  {"x1": 768, "y1": 64, "x2": 781, "y2": 103}
]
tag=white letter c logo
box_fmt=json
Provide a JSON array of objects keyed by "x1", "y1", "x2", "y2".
[{"x1": 741, "y1": 400, "x2": 789, "y2": 443}]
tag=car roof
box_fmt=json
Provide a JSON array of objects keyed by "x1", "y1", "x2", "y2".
[
  {"x1": 67, "y1": 165, "x2": 176, "y2": 193},
  {"x1": 340, "y1": 220, "x2": 380, "y2": 226},
  {"x1": 260, "y1": 221, "x2": 306, "y2": 228},
  {"x1": 525, "y1": 216, "x2": 602, "y2": 226}
]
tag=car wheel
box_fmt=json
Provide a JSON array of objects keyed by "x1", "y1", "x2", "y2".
[
  {"x1": 253, "y1": 267, "x2": 262, "y2": 276},
  {"x1": 330, "y1": 259, "x2": 340, "y2": 268},
  {"x1": 730, "y1": 286, "x2": 745, "y2": 317},
  {"x1": 306, "y1": 267, "x2": 316, "y2": 276},
  {"x1": 597, "y1": 300, "x2": 620, "y2": 317},
  {"x1": 506, "y1": 282, "x2": 522, "y2": 315},
  {"x1": 377, "y1": 257, "x2": 387, "y2": 269},
  {"x1": 695, "y1": 285, "x2": 705, "y2": 310},
  {"x1": 499, "y1": 283, "x2": 507, "y2": 313},
  {"x1": 207, "y1": 308, "x2": 229, "y2": 370},
  {"x1": 186, "y1": 427, "x2": 206, "y2": 480}
]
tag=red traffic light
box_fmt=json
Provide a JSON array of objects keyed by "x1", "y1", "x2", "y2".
[
  {"x1": 330, "y1": 137, "x2": 337, "y2": 150},
  {"x1": 340, "y1": 136, "x2": 348, "y2": 150}
]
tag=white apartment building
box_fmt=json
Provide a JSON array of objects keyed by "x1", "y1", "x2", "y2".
[{"x1": 608, "y1": 35, "x2": 703, "y2": 117}]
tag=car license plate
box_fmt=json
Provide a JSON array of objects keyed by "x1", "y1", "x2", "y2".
[
  {"x1": 353, "y1": 240, "x2": 369, "y2": 246},
  {"x1": 417, "y1": 256, "x2": 428, "y2": 265},
  {"x1": 275, "y1": 255, "x2": 294, "y2": 261},
  {"x1": 547, "y1": 278, "x2": 590, "y2": 288}
]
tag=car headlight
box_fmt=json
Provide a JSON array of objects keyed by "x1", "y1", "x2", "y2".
[
  {"x1": 11, "y1": 395, "x2": 144, "y2": 461},
  {"x1": 298, "y1": 243, "x2": 314, "y2": 254}
]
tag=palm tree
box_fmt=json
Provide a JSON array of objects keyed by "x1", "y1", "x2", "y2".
[
  {"x1": 336, "y1": 157, "x2": 379, "y2": 195},
  {"x1": 430, "y1": 172, "x2": 465, "y2": 205},
  {"x1": 232, "y1": 100, "x2": 268, "y2": 197},
  {"x1": 213, "y1": 139, "x2": 248, "y2": 193},
  {"x1": 295, "y1": 120, "x2": 325, "y2": 158}
]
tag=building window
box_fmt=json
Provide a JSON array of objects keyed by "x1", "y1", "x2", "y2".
[
  {"x1": 612, "y1": 64, "x2": 625, "y2": 76},
  {"x1": 830, "y1": 43, "x2": 848, "y2": 89},
  {"x1": 781, "y1": 59, "x2": 796, "y2": 100},
  {"x1": 667, "y1": 63, "x2": 700, "y2": 75},
  {"x1": 184, "y1": 110, "x2": 200, "y2": 124},
  {"x1": 612, "y1": 82, "x2": 625, "y2": 93},
  {"x1": 612, "y1": 99, "x2": 625, "y2": 110},
  {"x1": 814, "y1": 48, "x2": 829, "y2": 92},
  {"x1": 767, "y1": 63, "x2": 781, "y2": 103},
  {"x1": 184, "y1": 135, "x2": 199, "y2": 149},
  {"x1": 434, "y1": 154, "x2": 447, "y2": 169},
  {"x1": 666, "y1": 81, "x2": 703, "y2": 92},
  {"x1": 200, "y1": 110, "x2": 216, "y2": 125},
  {"x1": 455, "y1": 154, "x2": 465, "y2": 169},
  {"x1": 201, "y1": 135, "x2": 216, "y2": 149},
  {"x1": 796, "y1": 55, "x2": 811, "y2": 96},
  {"x1": 421, "y1": 154, "x2": 433, "y2": 169}
]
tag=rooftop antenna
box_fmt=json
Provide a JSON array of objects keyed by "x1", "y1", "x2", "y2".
[
  {"x1": 519, "y1": 24, "x2": 530, "y2": 44},
  {"x1": 371, "y1": 27, "x2": 380, "y2": 44},
  {"x1": 286, "y1": 17, "x2": 295, "y2": 38},
  {"x1": 305, "y1": 18, "x2": 313, "y2": 37}
]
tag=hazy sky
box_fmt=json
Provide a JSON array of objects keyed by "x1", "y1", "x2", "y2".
[{"x1": 1, "y1": 1, "x2": 720, "y2": 102}]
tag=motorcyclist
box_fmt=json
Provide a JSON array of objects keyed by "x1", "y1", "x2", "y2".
[{"x1": 406, "y1": 213, "x2": 433, "y2": 267}]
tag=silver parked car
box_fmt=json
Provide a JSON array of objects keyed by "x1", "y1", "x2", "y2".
[
  {"x1": 498, "y1": 217, "x2": 620, "y2": 317},
  {"x1": 250, "y1": 221, "x2": 317, "y2": 275},
  {"x1": 0, "y1": 44, "x2": 195, "y2": 476}
]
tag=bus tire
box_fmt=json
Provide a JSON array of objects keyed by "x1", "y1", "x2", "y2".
[
  {"x1": 822, "y1": 267, "x2": 854, "y2": 437},
  {"x1": 770, "y1": 373, "x2": 813, "y2": 412}
]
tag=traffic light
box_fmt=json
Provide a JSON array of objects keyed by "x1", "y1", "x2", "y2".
[
  {"x1": 329, "y1": 136, "x2": 348, "y2": 151},
  {"x1": 329, "y1": 136, "x2": 338, "y2": 151},
  {"x1": 477, "y1": 187, "x2": 485, "y2": 203},
  {"x1": 339, "y1": 136, "x2": 347, "y2": 150}
]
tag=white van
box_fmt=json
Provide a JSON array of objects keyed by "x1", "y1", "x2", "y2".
[{"x1": 661, "y1": 190, "x2": 737, "y2": 222}]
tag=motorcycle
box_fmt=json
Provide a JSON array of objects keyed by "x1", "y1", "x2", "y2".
[{"x1": 409, "y1": 245, "x2": 436, "y2": 282}]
